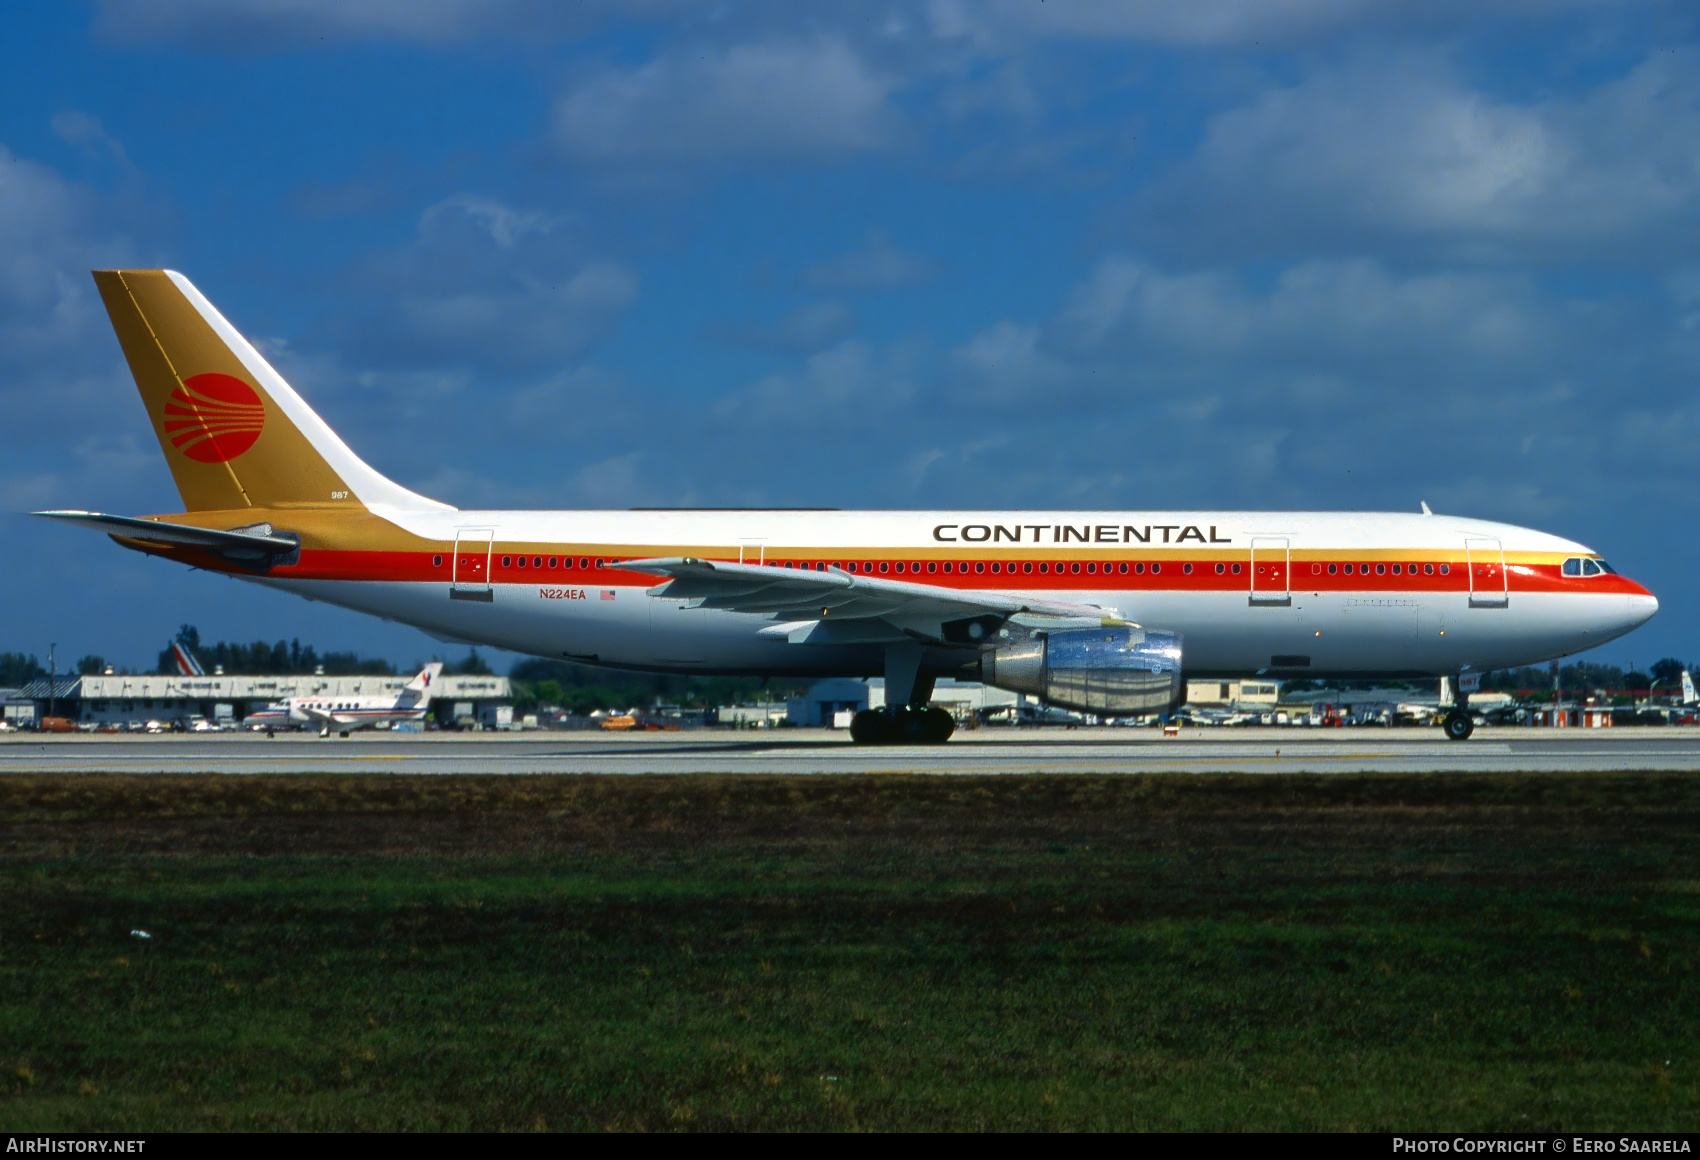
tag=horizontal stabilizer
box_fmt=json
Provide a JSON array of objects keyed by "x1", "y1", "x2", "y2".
[{"x1": 34, "y1": 510, "x2": 299, "y2": 557}]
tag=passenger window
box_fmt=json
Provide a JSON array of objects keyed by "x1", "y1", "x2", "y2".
[
  {"x1": 548, "y1": 557, "x2": 557, "y2": 568},
  {"x1": 1214, "y1": 563, "x2": 1225, "y2": 574},
  {"x1": 503, "y1": 556, "x2": 513, "y2": 568},
  {"x1": 1117, "y1": 562, "x2": 1127, "y2": 574},
  {"x1": 1151, "y1": 562, "x2": 1161, "y2": 574},
  {"x1": 879, "y1": 562, "x2": 889, "y2": 573},
  {"x1": 1563, "y1": 558, "x2": 1581, "y2": 576},
  {"x1": 433, "y1": 555, "x2": 443, "y2": 567},
  {"x1": 1327, "y1": 563, "x2": 1337, "y2": 575},
  {"x1": 1424, "y1": 563, "x2": 1434, "y2": 575},
  {"x1": 1069, "y1": 562, "x2": 1080, "y2": 574},
  {"x1": 1231, "y1": 563, "x2": 1242, "y2": 575},
  {"x1": 1038, "y1": 562, "x2": 1049, "y2": 574},
  {"x1": 894, "y1": 562, "x2": 905, "y2": 573},
  {"x1": 990, "y1": 562, "x2": 1001, "y2": 574},
  {"x1": 1439, "y1": 564, "x2": 1450, "y2": 575},
  {"x1": 580, "y1": 558, "x2": 589, "y2": 569},
  {"x1": 1024, "y1": 562, "x2": 1034, "y2": 574},
  {"x1": 1135, "y1": 563, "x2": 1145, "y2": 574},
  {"x1": 975, "y1": 562, "x2": 985, "y2": 574},
  {"x1": 942, "y1": 562, "x2": 952, "y2": 573},
  {"x1": 1390, "y1": 564, "x2": 1401, "y2": 575},
  {"x1": 1085, "y1": 563, "x2": 1096, "y2": 574},
  {"x1": 1376, "y1": 564, "x2": 1385, "y2": 575},
  {"x1": 928, "y1": 562, "x2": 937, "y2": 573}
]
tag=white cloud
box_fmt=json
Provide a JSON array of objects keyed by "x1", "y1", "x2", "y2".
[
  {"x1": 1137, "y1": 49, "x2": 1700, "y2": 261},
  {"x1": 711, "y1": 300, "x2": 857, "y2": 353},
  {"x1": 93, "y1": 0, "x2": 670, "y2": 46},
  {"x1": 714, "y1": 338, "x2": 920, "y2": 424},
  {"x1": 1051, "y1": 257, "x2": 1544, "y2": 364},
  {"x1": 554, "y1": 39, "x2": 902, "y2": 161},
  {"x1": 336, "y1": 194, "x2": 638, "y2": 372},
  {"x1": 929, "y1": 0, "x2": 1616, "y2": 48},
  {"x1": 49, "y1": 111, "x2": 130, "y2": 166},
  {"x1": 801, "y1": 230, "x2": 937, "y2": 291},
  {"x1": 950, "y1": 320, "x2": 1073, "y2": 403}
]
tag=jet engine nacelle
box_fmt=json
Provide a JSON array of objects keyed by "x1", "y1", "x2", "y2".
[{"x1": 978, "y1": 626, "x2": 1183, "y2": 715}]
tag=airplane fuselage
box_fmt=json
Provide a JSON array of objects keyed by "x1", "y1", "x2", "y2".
[{"x1": 147, "y1": 507, "x2": 1660, "y2": 683}]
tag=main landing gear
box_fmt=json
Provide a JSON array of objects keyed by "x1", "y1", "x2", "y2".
[
  {"x1": 849, "y1": 642, "x2": 957, "y2": 745},
  {"x1": 850, "y1": 705, "x2": 956, "y2": 745}
]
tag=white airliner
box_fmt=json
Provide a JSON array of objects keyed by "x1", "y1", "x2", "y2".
[
  {"x1": 38, "y1": 270, "x2": 1659, "y2": 743},
  {"x1": 245, "y1": 662, "x2": 443, "y2": 736}
]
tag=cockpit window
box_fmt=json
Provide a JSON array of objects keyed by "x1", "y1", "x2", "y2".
[{"x1": 1565, "y1": 556, "x2": 1616, "y2": 577}]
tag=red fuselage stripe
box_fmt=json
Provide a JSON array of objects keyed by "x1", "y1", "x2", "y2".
[{"x1": 237, "y1": 549, "x2": 1646, "y2": 597}]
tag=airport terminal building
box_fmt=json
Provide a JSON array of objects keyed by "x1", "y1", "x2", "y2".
[{"x1": 14, "y1": 672, "x2": 511, "y2": 730}]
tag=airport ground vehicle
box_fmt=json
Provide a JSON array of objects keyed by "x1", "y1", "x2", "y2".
[{"x1": 39, "y1": 270, "x2": 1659, "y2": 743}]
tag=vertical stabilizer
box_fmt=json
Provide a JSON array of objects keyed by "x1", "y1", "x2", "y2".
[
  {"x1": 91, "y1": 269, "x2": 450, "y2": 514},
  {"x1": 403, "y1": 662, "x2": 445, "y2": 704},
  {"x1": 1683, "y1": 670, "x2": 1696, "y2": 706}
]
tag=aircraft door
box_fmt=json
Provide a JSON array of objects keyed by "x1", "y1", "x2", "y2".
[
  {"x1": 451, "y1": 527, "x2": 495, "y2": 602},
  {"x1": 1465, "y1": 537, "x2": 1508, "y2": 608},
  {"x1": 1249, "y1": 537, "x2": 1292, "y2": 606}
]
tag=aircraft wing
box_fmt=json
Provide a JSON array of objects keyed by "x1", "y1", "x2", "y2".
[
  {"x1": 34, "y1": 511, "x2": 299, "y2": 558},
  {"x1": 624, "y1": 557, "x2": 1125, "y2": 645},
  {"x1": 294, "y1": 704, "x2": 335, "y2": 726}
]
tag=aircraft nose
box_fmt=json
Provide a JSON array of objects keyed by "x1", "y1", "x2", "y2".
[{"x1": 1624, "y1": 586, "x2": 1659, "y2": 630}]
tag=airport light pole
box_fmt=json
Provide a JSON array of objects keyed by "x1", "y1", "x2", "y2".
[{"x1": 47, "y1": 642, "x2": 55, "y2": 722}]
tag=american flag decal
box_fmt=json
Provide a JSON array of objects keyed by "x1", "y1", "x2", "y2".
[{"x1": 601, "y1": 589, "x2": 616, "y2": 601}]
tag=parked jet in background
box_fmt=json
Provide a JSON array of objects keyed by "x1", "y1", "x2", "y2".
[
  {"x1": 245, "y1": 662, "x2": 443, "y2": 736},
  {"x1": 37, "y1": 270, "x2": 1661, "y2": 743}
]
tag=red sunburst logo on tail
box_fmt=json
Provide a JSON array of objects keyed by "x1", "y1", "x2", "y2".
[{"x1": 163, "y1": 372, "x2": 265, "y2": 463}]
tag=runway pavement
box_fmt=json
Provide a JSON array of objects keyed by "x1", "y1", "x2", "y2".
[{"x1": 5, "y1": 726, "x2": 1700, "y2": 774}]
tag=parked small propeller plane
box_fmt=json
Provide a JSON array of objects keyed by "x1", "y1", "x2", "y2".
[{"x1": 38, "y1": 271, "x2": 1660, "y2": 743}]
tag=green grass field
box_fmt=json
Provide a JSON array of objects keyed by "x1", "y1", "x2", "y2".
[{"x1": 1, "y1": 772, "x2": 1696, "y2": 1130}]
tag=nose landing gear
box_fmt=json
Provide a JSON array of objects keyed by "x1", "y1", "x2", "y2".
[{"x1": 1441, "y1": 709, "x2": 1475, "y2": 741}]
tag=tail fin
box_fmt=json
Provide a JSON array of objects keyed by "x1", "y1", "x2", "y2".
[
  {"x1": 404, "y1": 662, "x2": 445, "y2": 702},
  {"x1": 169, "y1": 641, "x2": 205, "y2": 676},
  {"x1": 91, "y1": 270, "x2": 450, "y2": 514},
  {"x1": 1683, "y1": 670, "x2": 1695, "y2": 706}
]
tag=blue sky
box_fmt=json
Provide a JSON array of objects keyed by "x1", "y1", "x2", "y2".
[{"x1": 3, "y1": 0, "x2": 1699, "y2": 674}]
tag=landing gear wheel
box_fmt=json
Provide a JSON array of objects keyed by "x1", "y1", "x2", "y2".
[
  {"x1": 920, "y1": 706, "x2": 956, "y2": 743},
  {"x1": 850, "y1": 709, "x2": 892, "y2": 745},
  {"x1": 339, "y1": 730, "x2": 351, "y2": 739},
  {"x1": 1442, "y1": 710, "x2": 1475, "y2": 741}
]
